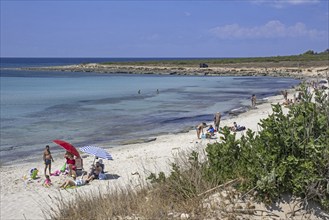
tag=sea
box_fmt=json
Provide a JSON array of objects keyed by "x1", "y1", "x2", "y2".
[{"x1": 0, "y1": 58, "x2": 300, "y2": 165}]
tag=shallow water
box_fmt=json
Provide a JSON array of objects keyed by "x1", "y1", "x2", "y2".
[{"x1": 0, "y1": 59, "x2": 300, "y2": 164}]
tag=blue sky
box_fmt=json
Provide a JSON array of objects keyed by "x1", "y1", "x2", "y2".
[{"x1": 1, "y1": 0, "x2": 328, "y2": 58}]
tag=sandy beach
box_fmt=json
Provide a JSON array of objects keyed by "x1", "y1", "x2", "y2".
[{"x1": 2, "y1": 88, "x2": 328, "y2": 220}]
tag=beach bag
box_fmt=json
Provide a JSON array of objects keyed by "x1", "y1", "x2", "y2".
[{"x1": 60, "y1": 163, "x2": 67, "y2": 172}]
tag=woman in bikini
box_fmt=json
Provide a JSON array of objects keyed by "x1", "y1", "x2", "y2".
[
  {"x1": 64, "y1": 151, "x2": 76, "y2": 177},
  {"x1": 43, "y1": 145, "x2": 54, "y2": 177}
]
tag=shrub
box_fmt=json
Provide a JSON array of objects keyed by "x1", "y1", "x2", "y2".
[{"x1": 205, "y1": 85, "x2": 329, "y2": 208}]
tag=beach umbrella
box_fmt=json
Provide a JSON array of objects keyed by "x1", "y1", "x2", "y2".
[
  {"x1": 79, "y1": 145, "x2": 113, "y2": 160},
  {"x1": 53, "y1": 139, "x2": 80, "y2": 157}
]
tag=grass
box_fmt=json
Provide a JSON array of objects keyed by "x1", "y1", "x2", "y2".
[
  {"x1": 46, "y1": 147, "x2": 287, "y2": 219},
  {"x1": 44, "y1": 148, "x2": 243, "y2": 219}
]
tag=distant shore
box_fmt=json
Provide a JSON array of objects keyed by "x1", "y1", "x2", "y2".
[{"x1": 12, "y1": 59, "x2": 329, "y2": 79}]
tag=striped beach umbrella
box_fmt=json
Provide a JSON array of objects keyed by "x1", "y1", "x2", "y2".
[{"x1": 79, "y1": 146, "x2": 113, "y2": 160}]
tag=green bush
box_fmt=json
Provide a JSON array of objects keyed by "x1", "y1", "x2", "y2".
[
  {"x1": 147, "y1": 84, "x2": 328, "y2": 211},
  {"x1": 205, "y1": 85, "x2": 329, "y2": 208}
]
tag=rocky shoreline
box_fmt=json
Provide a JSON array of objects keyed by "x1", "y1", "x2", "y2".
[{"x1": 14, "y1": 61, "x2": 329, "y2": 79}]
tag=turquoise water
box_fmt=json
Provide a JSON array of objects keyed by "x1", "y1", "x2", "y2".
[{"x1": 0, "y1": 59, "x2": 300, "y2": 164}]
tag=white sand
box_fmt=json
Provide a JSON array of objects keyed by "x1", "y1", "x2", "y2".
[{"x1": 0, "y1": 91, "x2": 327, "y2": 219}]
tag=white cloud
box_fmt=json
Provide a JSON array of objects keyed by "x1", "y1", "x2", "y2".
[
  {"x1": 283, "y1": 0, "x2": 319, "y2": 5},
  {"x1": 209, "y1": 20, "x2": 326, "y2": 39},
  {"x1": 251, "y1": 0, "x2": 320, "y2": 8}
]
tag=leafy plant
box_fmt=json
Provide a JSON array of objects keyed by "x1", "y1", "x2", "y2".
[
  {"x1": 204, "y1": 84, "x2": 329, "y2": 208},
  {"x1": 147, "y1": 84, "x2": 328, "y2": 210}
]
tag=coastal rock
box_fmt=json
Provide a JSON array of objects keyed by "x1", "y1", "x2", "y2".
[
  {"x1": 120, "y1": 137, "x2": 157, "y2": 145},
  {"x1": 16, "y1": 60, "x2": 329, "y2": 79},
  {"x1": 228, "y1": 107, "x2": 249, "y2": 116}
]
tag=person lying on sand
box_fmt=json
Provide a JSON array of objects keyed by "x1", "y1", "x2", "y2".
[
  {"x1": 59, "y1": 174, "x2": 89, "y2": 189},
  {"x1": 230, "y1": 122, "x2": 246, "y2": 132}
]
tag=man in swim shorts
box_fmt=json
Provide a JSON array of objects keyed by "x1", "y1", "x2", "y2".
[{"x1": 43, "y1": 145, "x2": 54, "y2": 177}]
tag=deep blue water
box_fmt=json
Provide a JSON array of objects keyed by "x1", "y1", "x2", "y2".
[
  {"x1": 0, "y1": 57, "x2": 219, "y2": 68},
  {"x1": 0, "y1": 58, "x2": 300, "y2": 164}
]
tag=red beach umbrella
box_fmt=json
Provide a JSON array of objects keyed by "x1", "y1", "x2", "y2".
[{"x1": 53, "y1": 139, "x2": 80, "y2": 157}]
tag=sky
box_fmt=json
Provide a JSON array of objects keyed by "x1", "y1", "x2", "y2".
[{"x1": 1, "y1": 0, "x2": 328, "y2": 58}]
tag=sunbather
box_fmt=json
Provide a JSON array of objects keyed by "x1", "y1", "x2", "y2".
[
  {"x1": 230, "y1": 122, "x2": 246, "y2": 132},
  {"x1": 59, "y1": 174, "x2": 89, "y2": 189},
  {"x1": 86, "y1": 161, "x2": 103, "y2": 182}
]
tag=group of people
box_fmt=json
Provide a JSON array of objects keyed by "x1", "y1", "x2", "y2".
[
  {"x1": 195, "y1": 108, "x2": 249, "y2": 138},
  {"x1": 59, "y1": 159, "x2": 104, "y2": 188},
  {"x1": 195, "y1": 112, "x2": 222, "y2": 139},
  {"x1": 42, "y1": 145, "x2": 106, "y2": 189}
]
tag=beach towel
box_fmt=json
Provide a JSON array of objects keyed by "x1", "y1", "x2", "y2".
[
  {"x1": 98, "y1": 173, "x2": 107, "y2": 180},
  {"x1": 62, "y1": 185, "x2": 78, "y2": 190}
]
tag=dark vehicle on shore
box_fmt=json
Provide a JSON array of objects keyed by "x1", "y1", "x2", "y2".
[{"x1": 199, "y1": 63, "x2": 208, "y2": 68}]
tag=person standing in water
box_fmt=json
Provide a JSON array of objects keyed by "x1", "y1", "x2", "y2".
[{"x1": 43, "y1": 145, "x2": 54, "y2": 177}]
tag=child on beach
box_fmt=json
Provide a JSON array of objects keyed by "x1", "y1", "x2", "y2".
[
  {"x1": 43, "y1": 175, "x2": 52, "y2": 187},
  {"x1": 207, "y1": 125, "x2": 215, "y2": 137},
  {"x1": 30, "y1": 168, "x2": 39, "y2": 180}
]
